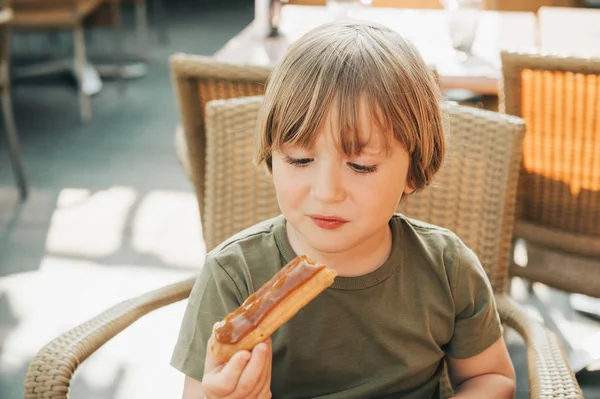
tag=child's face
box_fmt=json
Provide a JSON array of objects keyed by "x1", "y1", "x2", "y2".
[{"x1": 271, "y1": 100, "x2": 414, "y2": 257}]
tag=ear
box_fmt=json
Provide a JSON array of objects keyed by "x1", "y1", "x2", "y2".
[{"x1": 403, "y1": 184, "x2": 416, "y2": 195}]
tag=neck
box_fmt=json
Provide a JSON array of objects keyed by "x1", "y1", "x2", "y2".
[{"x1": 286, "y1": 222, "x2": 393, "y2": 277}]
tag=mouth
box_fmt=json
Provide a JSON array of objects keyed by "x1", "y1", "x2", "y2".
[
  {"x1": 308, "y1": 214, "x2": 349, "y2": 230},
  {"x1": 309, "y1": 215, "x2": 348, "y2": 222}
]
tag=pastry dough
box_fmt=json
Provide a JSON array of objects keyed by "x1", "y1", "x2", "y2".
[{"x1": 208, "y1": 255, "x2": 336, "y2": 363}]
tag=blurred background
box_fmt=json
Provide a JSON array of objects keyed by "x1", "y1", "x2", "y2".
[{"x1": 0, "y1": 0, "x2": 599, "y2": 398}]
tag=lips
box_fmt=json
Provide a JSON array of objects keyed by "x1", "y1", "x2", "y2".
[{"x1": 309, "y1": 215, "x2": 348, "y2": 230}]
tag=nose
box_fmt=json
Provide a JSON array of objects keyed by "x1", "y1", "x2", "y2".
[{"x1": 311, "y1": 161, "x2": 347, "y2": 203}]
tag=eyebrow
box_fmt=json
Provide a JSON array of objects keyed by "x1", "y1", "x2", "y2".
[{"x1": 358, "y1": 147, "x2": 388, "y2": 157}]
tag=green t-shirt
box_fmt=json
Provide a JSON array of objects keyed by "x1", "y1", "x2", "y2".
[{"x1": 171, "y1": 214, "x2": 502, "y2": 399}]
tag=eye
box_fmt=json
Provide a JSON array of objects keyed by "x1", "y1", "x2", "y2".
[
  {"x1": 284, "y1": 156, "x2": 313, "y2": 167},
  {"x1": 348, "y1": 162, "x2": 378, "y2": 174}
]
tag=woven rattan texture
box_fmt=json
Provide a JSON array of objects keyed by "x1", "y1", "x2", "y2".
[{"x1": 501, "y1": 51, "x2": 600, "y2": 296}]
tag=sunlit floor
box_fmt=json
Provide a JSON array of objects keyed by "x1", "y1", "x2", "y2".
[
  {"x1": 1, "y1": 1, "x2": 599, "y2": 398},
  {"x1": 0, "y1": 187, "x2": 203, "y2": 399}
]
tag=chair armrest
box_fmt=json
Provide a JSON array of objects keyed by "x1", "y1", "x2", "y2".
[
  {"x1": 24, "y1": 277, "x2": 195, "y2": 399},
  {"x1": 495, "y1": 294, "x2": 584, "y2": 399}
]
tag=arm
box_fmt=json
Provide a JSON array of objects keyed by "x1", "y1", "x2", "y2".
[
  {"x1": 447, "y1": 337, "x2": 516, "y2": 399},
  {"x1": 444, "y1": 238, "x2": 515, "y2": 398}
]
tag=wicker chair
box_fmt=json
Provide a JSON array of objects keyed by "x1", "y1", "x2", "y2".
[
  {"x1": 202, "y1": 97, "x2": 581, "y2": 399},
  {"x1": 23, "y1": 95, "x2": 583, "y2": 398},
  {"x1": 170, "y1": 53, "x2": 273, "y2": 218},
  {"x1": 500, "y1": 51, "x2": 600, "y2": 299}
]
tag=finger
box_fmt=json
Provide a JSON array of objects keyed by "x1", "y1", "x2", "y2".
[
  {"x1": 233, "y1": 342, "x2": 270, "y2": 398},
  {"x1": 247, "y1": 341, "x2": 273, "y2": 398},
  {"x1": 260, "y1": 340, "x2": 273, "y2": 399},
  {"x1": 263, "y1": 338, "x2": 273, "y2": 381},
  {"x1": 206, "y1": 350, "x2": 251, "y2": 397},
  {"x1": 267, "y1": 338, "x2": 273, "y2": 376},
  {"x1": 256, "y1": 359, "x2": 273, "y2": 398}
]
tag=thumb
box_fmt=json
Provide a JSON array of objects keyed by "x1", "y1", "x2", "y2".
[{"x1": 216, "y1": 350, "x2": 252, "y2": 387}]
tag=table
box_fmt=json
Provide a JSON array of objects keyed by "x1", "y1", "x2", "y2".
[{"x1": 214, "y1": 5, "x2": 537, "y2": 95}]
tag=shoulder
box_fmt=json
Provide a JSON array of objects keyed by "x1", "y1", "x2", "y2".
[
  {"x1": 208, "y1": 215, "x2": 283, "y2": 258},
  {"x1": 391, "y1": 214, "x2": 480, "y2": 294},
  {"x1": 392, "y1": 213, "x2": 462, "y2": 256}
]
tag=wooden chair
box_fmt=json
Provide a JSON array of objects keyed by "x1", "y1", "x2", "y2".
[
  {"x1": 10, "y1": 0, "x2": 122, "y2": 123},
  {"x1": 23, "y1": 95, "x2": 583, "y2": 399},
  {"x1": 500, "y1": 51, "x2": 600, "y2": 299},
  {"x1": 0, "y1": 2, "x2": 27, "y2": 200}
]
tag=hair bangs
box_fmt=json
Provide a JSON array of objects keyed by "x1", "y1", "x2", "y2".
[
  {"x1": 331, "y1": 89, "x2": 395, "y2": 158},
  {"x1": 270, "y1": 47, "x2": 397, "y2": 159}
]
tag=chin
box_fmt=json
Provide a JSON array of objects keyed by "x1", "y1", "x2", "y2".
[
  {"x1": 301, "y1": 230, "x2": 357, "y2": 253},
  {"x1": 307, "y1": 240, "x2": 355, "y2": 255}
]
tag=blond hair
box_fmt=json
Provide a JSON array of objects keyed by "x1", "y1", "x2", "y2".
[{"x1": 255, "y1": 20, "x2": 445, "y2": 191}]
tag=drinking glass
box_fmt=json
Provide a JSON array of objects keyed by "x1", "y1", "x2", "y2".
[{"x1": 443, "y1": 0, "x2": 482, "y2": 62}]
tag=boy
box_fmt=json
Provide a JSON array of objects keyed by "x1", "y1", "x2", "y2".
[{"x1": 172, "y1": 20, "x2": 516, "y2": 399}]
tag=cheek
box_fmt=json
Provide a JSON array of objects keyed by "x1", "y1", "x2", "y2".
[
  {"x1": 272, "y1": 163, "x2": 304, "y2": 207},
  {"x1": 354, "y1": 168, "x2": 407, "y2": 210},
  {"x1": 360, "y1": 177, "x2": 404, "y2": 207}
]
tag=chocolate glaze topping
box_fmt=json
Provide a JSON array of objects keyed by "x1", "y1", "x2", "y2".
[{"x1": 214, "y1": 255, "x2": 325, "y2": 344}]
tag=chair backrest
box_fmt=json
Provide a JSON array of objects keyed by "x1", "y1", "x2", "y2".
[
  {"x1": 170, "y1": 54, "x2": 273, "y2": 219},
  {"x1": 204, "y1": 95, "x2": 525, "y2": 294},
  {"x1": 501, "y1": 51, "x2": 600, "y2": 257}
]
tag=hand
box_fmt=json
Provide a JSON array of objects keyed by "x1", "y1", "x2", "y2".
[{"x1": 201, "y1": 338, "x2": 272, "y2": 399}]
